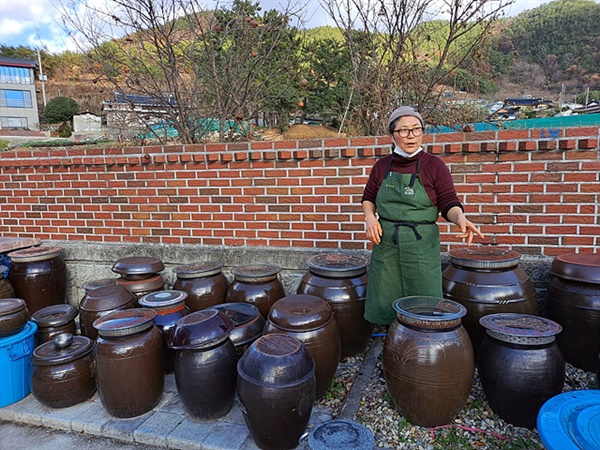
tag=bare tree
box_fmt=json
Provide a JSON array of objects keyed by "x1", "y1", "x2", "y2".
[
  {"x1": 321, "y1": 0, "x2": 514, "y2": 133},
  {"x1": 59, "y1": 0, "x2": 306, "y2": 143}
]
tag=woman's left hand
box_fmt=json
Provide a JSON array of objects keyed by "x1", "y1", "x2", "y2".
[{"x1": 457, "y1": 219, "x2": 484, "y2": 246}]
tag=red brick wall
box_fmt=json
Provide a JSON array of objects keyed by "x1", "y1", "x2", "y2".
[{"x1": 1, "y1": 126, "x2": 598, "y2": 257}]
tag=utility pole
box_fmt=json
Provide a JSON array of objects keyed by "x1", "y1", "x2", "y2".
[{"x1": 37, "y1": 48, "x2": 47, "y2": 107}]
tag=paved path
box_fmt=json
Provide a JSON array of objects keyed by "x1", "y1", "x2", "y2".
[{"x1": 0, "y1": 338, "x2": 385, "y2": 450}]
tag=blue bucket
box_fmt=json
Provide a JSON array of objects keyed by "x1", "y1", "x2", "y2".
[{"x1": 0, "y1": 321, "x2": 37, "y2": 408}]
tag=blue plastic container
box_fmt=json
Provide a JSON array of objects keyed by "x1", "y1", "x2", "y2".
[{"x1": 0, "y1": 321, "x2": 37, "y2": 408}]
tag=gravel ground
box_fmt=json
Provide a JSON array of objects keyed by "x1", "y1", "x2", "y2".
[{"x1": 317, "y1": 336, "x2": 598, "y2": 450}]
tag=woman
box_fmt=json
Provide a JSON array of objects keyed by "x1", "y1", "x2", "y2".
[{"x1": 362, "y1": 106, "x2": 483, "y2": 325}]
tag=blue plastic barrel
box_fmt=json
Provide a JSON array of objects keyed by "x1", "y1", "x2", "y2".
[{"x1": 0, "y1": 321, "x2": 37, "y2": 407}]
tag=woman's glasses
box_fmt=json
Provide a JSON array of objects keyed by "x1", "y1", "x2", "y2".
[{"x1": 393, "y1": 127, "x2": 423, "y2": 137}]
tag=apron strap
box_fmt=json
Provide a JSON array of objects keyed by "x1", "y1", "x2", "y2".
[{"x1": 379, "y1": 217, "x2": 436, "y2": 243}]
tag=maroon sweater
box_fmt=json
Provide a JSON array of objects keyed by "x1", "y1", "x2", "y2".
[{"x1": 361, "y1": 149, "x2": 463, "y2": 221}]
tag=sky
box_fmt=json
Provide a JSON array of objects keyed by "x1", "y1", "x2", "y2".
[{"x1": 0, "y1": 0, "x2": 586, "y2": 55}]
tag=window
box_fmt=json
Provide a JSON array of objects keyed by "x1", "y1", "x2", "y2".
[
  {"x1": 0, "y1": 66, "x2": 33, "y2": 84},
  {"x1": 1, "y1": 117, "x2": 28, "y2": 128},
  {"x1": 0, "y1": 89, "x2": 33, "y2": 108}
]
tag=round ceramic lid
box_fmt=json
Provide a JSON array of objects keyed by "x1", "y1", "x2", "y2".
[
  {"x1": 93, "y1": 308, "x2": 157, "y2": 337},
  {"x1": 393, "y1": 296, "x2": 466, "y2": 329},
  {"x1": 82, "y1": 278, "x2": 117, "y2": 292},
  {"x1": 168, "y1": 309, "x2": 234, "y2": 350},
  {"x1": 268, "y1": 294, "x2": 332, "y2": 332},
  {"x1": 307, "y1": 253, "x2": 368, "y2": 278},
  {"x1": 8, "y1": 246, "x2": 62, "y2": 263},
  {"x1": 449, "y1": 247, "x2": 521, "y2": 269},
  {"x1": 211, "y1": 302, "x2": 260, "y2": 327},
  {"x1": 172, "y1": 261, "x2": 224, "y2": 279},
  {"x1": 111, "y1": 256, "x2": 164, "y2": 276},
  {"x1": 31, "y1": 304, "x2": 78, "y2": 327},
  {"x1": 537, "y1": 390, "x2": 600, "y2": 450},
  {"x1": 232, "y1": 264, "x2": 281, "y2": 283},
  {"x1": 32, "y1": 333, "x2": 93, "y2": 366},
  {"x1": 79, "y1": 285, "x2": 135, "y2": 312},
  {"x1": 308, "y1": 419, "x2": 375, "y2": 450},
  {"x1": 0, "y1": 297, "x2": 27, "y2": 317},
  {"x1": 549, "y1": 252, "x2": 600, "y2": 284},
  {"x1": 138, "y1": 290, "x2": 188, "y2": 310},
  {"x1": 115, "y1": 274, "x2": 165, "y2": 293},
  {"x1": 480, "y1": 313, "x2": 562, "y2": 345}
]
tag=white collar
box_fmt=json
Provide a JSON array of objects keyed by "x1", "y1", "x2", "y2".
[{"x1": 393, "y1": 145, "x2": 422, "y2": 158}]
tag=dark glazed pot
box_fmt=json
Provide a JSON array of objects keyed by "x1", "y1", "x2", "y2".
[
  {"x1": 138, "y1": 290, "x2": 189, "y2": 374},
  {"x1": 0, "y1": 265, "x2": 16, "y2": 299},
  {"x1": 7, "y1": 246, "x2": 67, "y2": 314},
  {"x1": 115, "y1": 274, "x2": 166, "y2": 303},
  {"x1": 297, "y1": 253, "x2": 373, "y2": 358},
  {"x1": 263, "y1": 294, "x2": 341, "y2": 400},
  {"x1": 545, "y1": 252, "x2": 600, "y2": 372},
  {"x1": 0, "y1": 297, "x2": 30, "y2": 337},
  {"x1": 79, "y1": 284, "x2": 136, "y2": 340},
  {"x1": 31, "y1": 333, "x2": 96, "y2": 408},
  {"x1": 226, "y1": 264, "x2": 286, "y2": 318},
  {"x1": 93, "y1": 308, "x2": 164, "y2": 418},
  {"x1": 442, "y1": 247, "x2": 538, "y2": 357},
  {"x1": 111, "y1": 256, "x2": 164, "y2": 281},
  {"x1": 477, "y1": 313, "x2": 565, "y2": 429},
  {"x1": 383, "y1": 296, "x2": 474, "y2": 427},
  {"x1": 31, "y1": 304, "x2": 78, "y2": 348},
  {"x1": 237, "y1": 334, "x2": 316, "y2": 450},
  {"x1": 212, "y1": 302, "x2": 265, "y2": 359},
  {"x1": 172, "y1": 262, "x2": 229, "y2": 312},
  {"x1": 168, "y1": 309, "x2": 237, "y2": 420}
]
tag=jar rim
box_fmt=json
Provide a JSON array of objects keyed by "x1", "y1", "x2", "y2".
[{"x1": 392, "y1": 296, "x2": 466, "y2": 329}]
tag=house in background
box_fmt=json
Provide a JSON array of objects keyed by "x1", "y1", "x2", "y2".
[
  {"x1": 102, "y1": 92, "x2": 176, "y2": 130},
  {"x1": 0, "y1": 57, "x2": 40, "y2": 130}
]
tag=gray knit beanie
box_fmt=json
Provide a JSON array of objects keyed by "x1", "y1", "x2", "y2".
[{"x1": 387, "y1": 106, "x2": 424, "y2": 130}]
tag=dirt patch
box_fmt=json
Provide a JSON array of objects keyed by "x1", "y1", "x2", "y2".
[{"x1": 259, "y1": 124, "x2": 344, "y2": 141}]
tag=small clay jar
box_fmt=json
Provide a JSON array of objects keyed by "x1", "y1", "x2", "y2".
[
  {"x1": 0, "y1": 265, "x2": 16, "y2": 299},
  {"x1": 263, "y1": 294, "x2": 341, "y2": 400},
  {"x1": 81, "y1": 278, "x2": 117, "y2": 298},
  {"x1": 226, "y1": 264, "x2": 286, "y2": 318},
  {"x1": 115, "y1": 274, "x2": 166, "y2": 303},
  {"x1": 138, "y1": 290, "x2": 189, "y2": 374},
  {"x1": 31, "y1": 304, "x2": 78, "y2": 348},
  {"x1": 79, "y1": 284, "x2": 136, "y2": 340},
  {"x1": 212, "y1": 302, "x2": 265, "y2": 359},
  {"x1": 0, "y1": 297, "x2": 30, "y2": 338},
  {"x1": 31, "y1": 333, "x2": 96, "y2": 408},
  {"x1": 93, "y1": 308, "x2": 164, "y2": 418},
  {"x1": 172, "y1": 262, "x2": 229, "y2": 312}
]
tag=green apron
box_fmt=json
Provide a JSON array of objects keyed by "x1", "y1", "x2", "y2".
[{"x1": 364, "y1": 157, "x2": 443, "y2": 325}]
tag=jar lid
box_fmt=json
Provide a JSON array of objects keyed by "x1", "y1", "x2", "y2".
[
  {"x1": 392, "y1": 296, "x2": 466, "y2": 329},
  {"x1": 480, "y1": 313, "x2": 562, "y2": 345},
  {"x1": 448, "y1": 247, "x2": 521, "y2": 269},
  {"x1": 31, "y1": 304, "x2": 78, "y2": 327},
  {"x1": 93, "y1": 308, "x2": 157, "y2": 337},
  {"x1": 32, "y1": 333, "x2": 93, "y2": 366},
  {"x1": 138, "y1": 290, "x2": 188, "y2": 311},
  {"x1": 82, "y1": 278, "x2": 117, "y2": 292},
  {"x1": 172, "y1": 261, "x2": 224, "y2": 279},
  {"x1": 79, "y1": 285, "x2": 135, "y2": 312},
  {"x1": 232, "y1": 264, "x2": 281, "y2": 283},
  {"x1": 168, "y1": 309, "x2": 234, "y2": 350},
  {"x1": 237, "y1": 334, "x2": 315, "y2": 387},
  {"x1": 268, "y1": 294, "x2": 333, "y2": 332},
  {"x1": 211, "y1": 302, "x2": 260, "y2": 327},
  {"x1": 307, "y1": 253, "x2": 368, "y2": 278},
  {"x1": 549, "y1": 253, "x2": 600, "y2": 284},
  {"x1": 115, "y1": 274, "x2": 165, "y2": 293},
  {"x1": 111, "y1": 256, "x2": 164, "y2": 276},
  {"x1": 8, "y1": 246, "x2": 62, "y2": 263},
  {"x1": 307, "y1": 419, "x2": 375, "y2": 450},
  {"x1": 0, "y1": 297, "x2": 28, "y2": 317}
]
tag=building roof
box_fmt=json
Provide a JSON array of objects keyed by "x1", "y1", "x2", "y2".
[
  {"x1": 106, "y1": 92, "x2": 178, "y2": 107},
  {"x1": 0, "y1": 57, "x2": 37, "y2": 68}
]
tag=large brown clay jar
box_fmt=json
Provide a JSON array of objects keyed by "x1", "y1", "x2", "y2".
[
  {"x1": 545, "y1": 252, "x2": 600, "y2": 372},
  {"x1": 237, "y1": 334, "x2": 316, "y2": 450},
  {"x1": 297, "y1": 253, "x2": 373, "y2": 358},
  {"x1": 383, "y1": 296, "x2": 474, "y2": 427},
  {"x1": 7, "y1": 247, "x2": 67, "y2": 314},
  {"x1": 442, "y1": 247, "x2": 538, "y2": 357},
  {"x1": 31, "y1": 333, "x2": 96, "y2": 408},
  {"x1": 93, "y1": 308, "x2": 164, "y2": 418},
  {"x1": 263, "y1": 294, "x2": 341, "y2": 400},
  {"x1": 172, "y1": 262, "x2": 229, "y2": 312},
  {"x1": 31, "y1": 304, "x2": 78, "y2": 348},
  {"x1": 79, "y1": 284, "x2": 135, "y2": 340},
  {"x1": 226, "y1": 264, "x2": 286, "y2": 318}
]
